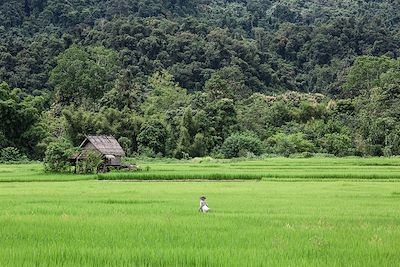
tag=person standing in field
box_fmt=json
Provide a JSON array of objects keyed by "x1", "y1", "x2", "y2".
[{"x1": 199, "y1": 196, "x2": 210, "y2": 213}]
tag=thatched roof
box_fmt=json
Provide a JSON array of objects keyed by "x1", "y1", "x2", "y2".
[{"x1": 80, "y1": 135, "x2": 125, "y2": 156}]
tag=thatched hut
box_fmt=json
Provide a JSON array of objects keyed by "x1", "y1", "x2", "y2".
[{"x1": 71, "y1": 135, "x2": 126, "y2": 172}]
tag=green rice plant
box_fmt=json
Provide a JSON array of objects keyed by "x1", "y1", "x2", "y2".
[
  {"x1": 98, "y1": 172, "x2": 265, "y2": 180},
  {"x1": 2, "y1": 157, "x2": 400, "y2": 182},
  {"x1": 99, "y1": 157, "x2": 400, "y2": 181},
  {"x1": 0, "y1": 180, "x2": 400, "y2": 266},
  {"x1": 0, "y1": 164, "x2": 95, "y2": 182}
]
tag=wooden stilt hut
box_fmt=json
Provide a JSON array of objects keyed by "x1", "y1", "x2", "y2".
[{"x1": 70, "y1": 135, "x2": 129, "y2": 173}]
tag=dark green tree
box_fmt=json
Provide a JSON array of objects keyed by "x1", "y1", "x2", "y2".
[{"x1": 50, "y1": 45, "x2": 120, "y2": 107}]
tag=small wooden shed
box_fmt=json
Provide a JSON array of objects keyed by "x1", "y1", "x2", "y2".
[{"x1": 71, "y1": 135, "x2": 126, "y2": 171}]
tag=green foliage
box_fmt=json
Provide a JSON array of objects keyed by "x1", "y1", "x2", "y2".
[
  {"x1": 190, "y1": 133, "x2": 207, "y2": 157},
  {"x1": 221, "y1": 132, "x2": 263, "y2": 158},
  {"x1": 137, "y1": 119, "x2": 167, "y2": 156},
  {"x1": 266, "y1": 133, "x2": 315, "y2": 157},
  {"x1": 62, "y1": 108, "x2": 101, "y2": 146},
  {"x1": 0, "y1": 82, "x2": 46, "y2": 158},
  {"x1": 320, "y1": 133, "x2": 354, "y2": 157},
  {"x1": 0, "y1": 147, "x2": 28, "y2": 163},
  {"x1": 100, "y1": 157, "x2": 400, "y2": 180},
  {"x1": 384, "y1": 129, "x2": 400, "y2": 156},
  {"x1": 2, "y1": 172, "x2": 400, "y2": 265},
  {"x1": 76, "y1": 150, "x2": 103, "y2": 174},
  {"x1": 344, "y1": 56, "x2": 398, "y2": 96},
  {"x1": 2, "y1": 1, "x2": 400, "y2": 159},
  {"x1": 344, "y1": 56, "x2": 400, "y2": 156},
  {"x1": 174, "y1": 127, "x2": 191, "y2": 159},
  {"x1": 63, "y1": 107, "x2": 143, "y2": 150},
  {"x1": 118, "y1": 137, "x2": 132, "y2": 157},
  {"x1": 100, "y1": 72, "x2": 146, "y2": 111},
  {"x1": 2, "y1": 0, "x2": 400, "y2": 97},
  {"x1": 50, "y1": 45, "x2": 120, "y2": 106},
  {"x1": 43, "y1": 140, "x2": 74, "y2": 173},
  {"x1": 0, "y1": 131, "x2": 7, "y2": 149},
  {"x1": 142, "y1": 71, "x2": 189, "y2": 117},
  {"x1": 204, "y1": 74, "x2": 231, "y2": 100}
]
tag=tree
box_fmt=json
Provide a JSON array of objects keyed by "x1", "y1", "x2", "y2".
[
  {"x1": 137, "y1": 119, "x2": 167, "y2": 156},
  {"x1": 221, "y1": 131, "x2": 263, "y2": 158},
  {"x1": 0, "y1": 147, "x2": 28, "y2": 162},
  {"x1": 76, "y1": 150, "x2": 103, "y2": 174},
  {"x1": 142, "y1": 70, "x2": 189, "y2": 117},
  {"x1": 190, "y1": 133, "x2": 207, "y2": 157},
  {"x1": 204, "y1": 74, "x2": 231, "y2": 100},
  {"x1": 49, "y1": 45, "x2": 120, "y2": 107},
  {"x1": 347, "y1": 56, "x2": 400, "y2": 155},
  {"x1": 3, "y1": 0, "x2": 400, "y2": 159},
  {"x1": 0, "y1": 131, "x2": 7, "y2": 149},
  {"x1": 174, "y1": 126, "x2": 191, "y2": 159},
  {"x1": 0, "y1": 82, "x2": 45, "y2": 157},
  {"x1": 44, "y1": 139, "x2": 74, "y2": 173},
  {"x1": 63, "y1": 107, "x2": 143, "y2": 154},
  {"x1": 320, "y1": 133, "x2": 353, "y2": 156},
  {"x1": 266, "y1": 133, "x2": 315, "y2": 156},
  {"x1": 344, "y1": 56, "x2": 396, "y2": 97},
  {"x1": 118, "y1": 136, "x2": 132, "y2": 156},
  {"x1": 100, "y1": 72, "x2": 147, "y2": 111},
  {"x1": 237, "y1": 93, "x2": 275, "y2": 139},
  {"x1": 63, "y1": 108, "x2": 102, "y2": 146}
]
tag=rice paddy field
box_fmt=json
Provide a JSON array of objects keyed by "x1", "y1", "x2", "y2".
[
  {"x1": 1, "y1": 157, "x2": 400, "y2": 266},
  {"x1": 104, "y1": 156, "x2": 400, "y2": 181}
]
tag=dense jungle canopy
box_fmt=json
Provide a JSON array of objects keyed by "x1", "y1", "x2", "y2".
[{"x1": 1, "y1": 0, "x2": 400, "y2": 160}]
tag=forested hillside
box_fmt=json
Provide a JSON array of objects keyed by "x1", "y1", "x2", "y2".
[{"x1": 1, "y1": 0, "x2": 400, "y2": 160}]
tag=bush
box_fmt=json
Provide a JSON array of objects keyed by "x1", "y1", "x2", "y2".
[
  {"x1": 289, "y1": 152, "x2": 314, "y2": 158},
  {"x1": 44, "y1": 140, "x2": 74, "y2": 173},
  {"x1": 137, "y1": 120, "x2": 167, "y2": 156},
  {"x1": 365, "y1": 144, "x2": 384, "y2": 157},
  {"x1": 118, "y1": 137, "x2": 132, "y2": 156},
  {"x1": 221, "y1": 132, "x2": 263, "y2": 158},
  {"x1": 191, "y1": 133, "x2": 207, "y2": 157},
  {"x1": 0, "y1": 147, "x2": 28, "y2": 163},
  {"x1": 76, "y1": 150, "x2": 103, "y2": 174},
  {"x1": 192, "y1": 156, "x2": 214, "y2": 163},
  {"x1": 312, "y1": 153, "x2": 335, "y2": 158},
  {"x1": 320, "y1": 133, "x2": 354, "y2": 156},
  {"x1": 0, "y1": 131, "x2": 8, "y2": 149},
  {"x1": 265, "y1": 133, "x2": 315, "y2": 157},
  {"x1": 139, "y1": 147, "x2": 156, "y2": 158}
]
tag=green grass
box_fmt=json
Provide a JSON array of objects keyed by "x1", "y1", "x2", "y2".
[
  {"x1": 1, "y1": 180, "x2": 400, "y2": 266},
  {"x1": 0, "y1": 164, "x2": 95, "y2": 182},
  {"x1": 2, "y1": 157, "x2": 400, "y2": 182},
  {"x1": 1, "y1": 159, "x2": 400, "y2": 265},
  {"x1": 100, "y1": 157, "x2": 400, "y2": 180}
]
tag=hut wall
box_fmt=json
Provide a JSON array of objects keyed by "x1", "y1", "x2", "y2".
[
  {"x1": 109, "y1": 156, "x2": 121, "y2": 166},
  {"x1": 83, "y1": 142, "x2": 97, "y2": 151}
]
